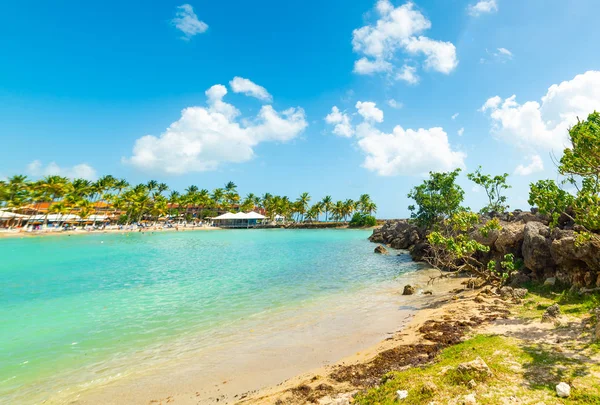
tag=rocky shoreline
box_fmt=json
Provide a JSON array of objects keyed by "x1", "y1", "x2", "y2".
[{"x1": 369, "y1": 211, "x2": 600, "y2": 288}]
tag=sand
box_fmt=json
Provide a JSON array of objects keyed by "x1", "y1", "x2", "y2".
[
  {"x1": 0, "y1": 225, "x2": 220, "y2": 239},
  {"x1": 41, "y1": 269, "x2": 466, "y2": 405}
]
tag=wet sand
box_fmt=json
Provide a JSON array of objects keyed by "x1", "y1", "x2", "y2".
[{"x1": 50, "y1": 269, "x2": 464, "y2": 405}]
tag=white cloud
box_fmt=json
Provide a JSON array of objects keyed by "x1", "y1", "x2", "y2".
[
  {"x1": 357, "y1": 123, "x2": 466, "y2": 176},
  {"x1": 396, "y1": 65, "x2": 419, "y2": 84},
  {"x1": 451, "y1": 113, "x2": 459, "y2": 120},
  {"x1": 480, "y1": 95, "x2": 502, "y2": 111},
  {"x1": 172, "y1": 4, "x2": 208, "y2": 40},
  {"x1": 229, "y1": 77, "x2": 272, "y2": 102},
  {"x1": 356, "y1": 101, "x2": 384, "y2": 122},
  {"x1": 514, "y1": 155, "x2": 544, "y2": 176},
  {"x1": 27, "y1": 160, "x2": 97, "y2": 180},
  {"x1": 468, "y1": 0, "x2": 498, "y2": 17},
  {"x1": 125, "y1": 82, "x2": 307, "y2": 174},
  {"x1": 353, "y1": 57, "x2": 393, "y2": 75},
  {"x1": 325, "y1": 106, "x2": 354, "y2": 137},
  {"x1": 387, "y1": 99, "x2": 403, "y2": 109},
  {"x1": 497, "y1": 47, "x2": 512, "y2": 58},
  {"x1": 403, "y1": 36, "x2": 458, "y2": 74},
  {"x1": 481, "y1": 70, "x2": 600, "y2": 152},
  {"x1": 481, "y1": 47, "x2": 513, "y2": 64},
  {"x1": 458, "y1": 127, "x2": 464, "y2": 136},
  {"x1": 325, "y1": 101, "x2": 465, "y2": 176},
  {"x1": 352, "y1": 1, "x2": 458, "y2": 82}
]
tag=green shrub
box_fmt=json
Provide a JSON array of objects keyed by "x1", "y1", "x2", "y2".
[{"x1": 349, "y1": 212, "x2": 377, "y2": 227}]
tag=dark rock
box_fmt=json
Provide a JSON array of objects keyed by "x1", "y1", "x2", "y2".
[
  {"x1": 409, "y1": 241, "x2": 430, "y2": 262},
  {"x1": 522, "y1": 222, "x2": 554, "y2": 277},
  {"x1": 542, "y1": 303, "x2": 561, "y2": 323},
  {"x1": 499, "y1": 286, "x2": 514, "y2": 299},
  {"x1": 369, "y1": 220, "x2": 423, "y2": 250},
  {"x1": 510, "y1": 271, "x2": 531, "y2": 287},
  {"x1": 513, "y1": 288, "x2": 528, "y2": 299},
  {"x1": 403, "y1": 285, "x2": 416, "y2": 295},
  {"x1": 374, "y1": 245, "x2": 388, "y2": 255}
]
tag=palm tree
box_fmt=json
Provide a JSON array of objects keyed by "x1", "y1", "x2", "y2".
[
  {"x1": 110, "y1": 179, "x2": 129, "y2": 221},
  {"x1": 48, "y1": 201, "x2": 69, "y2": 227},
  {"x1": 365, "y1": 201, "x2": 377, "y2": 216},
  {"x1": 146, "y1": 180, "x2": 158, "y2": 194},
  {"x1": 295, "y1": 192, "x2": 311, "y2": 222},
  {"x1": 168, "y1": 191, "x2": 181, "y2": 221},
  {"x1": 156, "y1": 183, "x2": 169, "y2": 196},
  {"x1": 332, "y1": 201, "x2": 344, "y2": 222},
  {"x1": 38, "y1": 175, "x2": 71, "y2": 228},
  {"x1": 321, "y1": 195, "x2": 333, "y2": 222},
  {"x1": 78, "y1": 200, "x2": 94, "y2": 225},
  {"x1": 357, "y1": 194, "x2": 372, "y2": 213},
  {"x1": 0, "y1": 173, "x2": 379, "y2": 229},
  {"x1": 306, "y1": 203, "x2": 323, "y2": 223},
  {"x1": 342, "y1": 199, "x2": 355, "y2": 222},
  {"x1": 225, "y1": 181, "x2": 237, "y2": 193},
  {"x1": 212, "y1": 188, "x2": 224, "y2": 211}
]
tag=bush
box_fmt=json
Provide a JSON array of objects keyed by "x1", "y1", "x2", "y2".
[
  {"x1": 408, "y1": 169, "x2": 465, "y2": 228},
  {"x1": 349, "y1": 212, "x2": 377, "y2": 227}
]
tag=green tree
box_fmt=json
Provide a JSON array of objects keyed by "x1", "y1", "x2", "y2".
[
  {"x1": 295, "y1": 192, "x2": 311, "y2": 222},
  {"x1": 321, "y1": 195, "x2": 333, "y2": 222},
  {"x1": 426, "y1": 212, "x2": 516, "y2": 285},
  {"x1": 529, "y1": 111, "x2": 600, "y2": 239},
  {"x1": 467, "y1": 167, "x2": 511, "y2": 214},
  {"x1": 408, "y1": 169, "x2": 465, "y2": 228},
  {"x1": 349, "y1": 212, "x2": 377, "y2": 227}
]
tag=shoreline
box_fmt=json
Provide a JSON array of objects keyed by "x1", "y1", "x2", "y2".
[
  {"x1": 238, "y1": 282, "x2": 513, "y2": 405},
  {"x1": 44, "y1": 268, "x2": 464, "y2": 405},
  {"x1": 0, "y1": 224, "x2": 380, "y2": 239},
  {"x1": 0, "y1": 225, "x2": 221, "y2": 239}
]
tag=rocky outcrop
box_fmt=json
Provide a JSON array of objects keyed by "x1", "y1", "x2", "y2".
[
  {"x1": 542, "y1": 303, "x2": 560, "y2": 323},
  {"x1": 369, "y1": 220, "x2": 422, "y2": 250},
  {"x1": 522, "y1": 222, "x2": 554, "y2": 279},
  {"x1": 494, "y1": 222, "x2": 525, "y2": 256},
  {"x1": 370, "y1": 211, "x2": 600, "y2": 287},
  {"x1": 456, "y1": 357, "x2": 492, "y2": 379},
  {"x1": 374, "y1": 245, "x2": 388, "y2": 255},
  {"x1": 402, "y1": 285, "x2": 416, "y2": 295}
]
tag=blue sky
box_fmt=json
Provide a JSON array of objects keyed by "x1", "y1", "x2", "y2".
[{"x1": 1, "y1": 0, "x2": 600, "y2": 218}]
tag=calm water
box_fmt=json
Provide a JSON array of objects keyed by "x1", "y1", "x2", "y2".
[{"x1": 0, "y1": 229, "x2": 418, "y2": 404}]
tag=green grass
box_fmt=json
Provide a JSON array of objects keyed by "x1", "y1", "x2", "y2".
[
  {"x1": 518, "y1": 282, "x2": 600, "y2": 319},
  {"x1": 353, "y1": 334, "x2": 600, "y2": 405}
]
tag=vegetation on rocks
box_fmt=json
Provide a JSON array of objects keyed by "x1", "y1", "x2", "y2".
[
  {"x1": 529, "y1": 111, "x2": 600, "y2": 243},
  {"x1": 407, "y1": 168, "x2": 465, "y2": 229},
  {"x1": 377, "y1": 113, "x2": 600, "y2": 287}
]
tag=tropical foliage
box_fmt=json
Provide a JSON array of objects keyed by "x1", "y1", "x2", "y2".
[
  {"x1": 349, "y1": 212, "x2": 377, "y2": 228},
  {"x1": 407, "y1": 169, "x2": 465, "y2": 228},
  {"x1": 529, "y1": 111, "x2": 600, "y2": 241},
  {"x1": 426, "y1": 212, "x2": 516, "y2": 284},
  {"x1": 467, "y1": 166, "x2": 511, "y2": 214},
  {"x1": 408, "y1": 168, "x2": 518, "y2": 285},
  {"x1": 0, "y1": 175, "x2": 377, "y2": 226}
]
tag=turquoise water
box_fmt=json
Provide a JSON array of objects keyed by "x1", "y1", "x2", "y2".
[{"x1": 0, "y1": 229, "x2": 418, "y2": 403}]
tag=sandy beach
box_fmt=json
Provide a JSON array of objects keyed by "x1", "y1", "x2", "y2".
[
  {"x1": 34, "y1": 268, "x2": 464, "y2": 405},
  {"x1": 0, "y1": 225, "x2": 220, "y2": 239}
]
